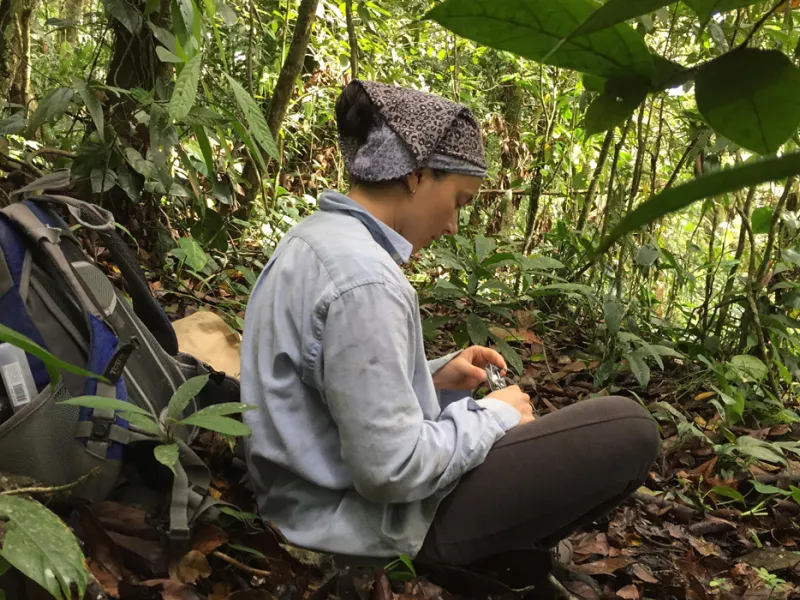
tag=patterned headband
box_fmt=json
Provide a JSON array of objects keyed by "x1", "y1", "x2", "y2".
[{"x1": 338, "y1": 80, "x2": 487, "y2": 182}]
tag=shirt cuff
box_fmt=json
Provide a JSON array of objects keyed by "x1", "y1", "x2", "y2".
[
  {"x1": 427, "y1": 351, "x2": 463, "y2": 376},
  {"x1": 475, "y1": 398, "x2": 521, "y2": 431}
]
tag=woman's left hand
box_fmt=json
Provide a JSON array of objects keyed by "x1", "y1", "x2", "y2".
[{"x1": 432, "y1": 346, "x2": 507, "y2": 391}]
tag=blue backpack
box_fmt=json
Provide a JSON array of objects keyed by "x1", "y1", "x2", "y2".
[{"x1": 0, "y1": 173, "x2": 239, "y2": 539}]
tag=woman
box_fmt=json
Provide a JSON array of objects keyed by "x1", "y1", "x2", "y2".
[{"x1": 241, "y1": 80, "x2": 660, "y2": 575}]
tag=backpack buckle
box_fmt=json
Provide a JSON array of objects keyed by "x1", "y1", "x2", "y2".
[{"x1": 90, "y1": 417, "x2": 114, "y2": 441}]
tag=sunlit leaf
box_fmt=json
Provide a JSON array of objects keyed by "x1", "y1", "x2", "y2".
[
  {"x1": 168, "y1": 54, "x2": 203, "y2": 121},
  {"x1": 751, "y1": 206, "x2": 774, "y2": 235},
  {"x1": 729, "y1": 355, "x2": 769, "y2": 382},
  {"x1": 751, "y1": 480, "x2": 790, "y2": 496}
]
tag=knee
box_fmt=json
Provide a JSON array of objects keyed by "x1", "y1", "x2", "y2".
[{"x1": 598, "y1": 396, "x2": 661, "y2": 467}]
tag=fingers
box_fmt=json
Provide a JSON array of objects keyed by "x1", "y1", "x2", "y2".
[{"x1": 471, "y1": 346, "x2": 507, "y2": 372}]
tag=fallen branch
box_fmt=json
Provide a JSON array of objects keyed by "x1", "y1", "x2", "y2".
[
  {"x1": 25, "y1": 147, "x2": 77, "y2": 173},
  {"x1": 212, "y1": 550, "x2": 272, "y2": 577},
  {"x1": 0, "y1": 467, "x2": 100, "y2": 496}
]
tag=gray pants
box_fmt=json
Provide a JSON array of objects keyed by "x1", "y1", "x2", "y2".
[{"x1": 417, "y1": 396, "x2": 660, "y2": 567}]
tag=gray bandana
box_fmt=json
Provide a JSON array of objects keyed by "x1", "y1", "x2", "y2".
[{"x1": 339, "y1": 80, "x2": 487, "y2": 182}]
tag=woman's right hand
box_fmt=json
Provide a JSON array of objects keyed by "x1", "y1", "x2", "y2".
[{"x1": 488, "y1": 385, "x2": 535, "y2": 424}]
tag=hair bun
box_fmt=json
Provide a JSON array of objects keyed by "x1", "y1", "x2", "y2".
[{"x1": 335, "y1": 82, "x2": 376, "y2": 143}]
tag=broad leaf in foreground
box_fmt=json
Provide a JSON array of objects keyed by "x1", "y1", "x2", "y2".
[
  {"x1": 466, "y1": 314, "x2": 489, "y2": 346},
  {"x1": 179, "y1": 414, "x2": 252, "y2": 436},
  {"x1": 489, "y1": 332, "x2": 524, "y2": 375},
  {"x1": 73, "y1": 78, "x2": 103, "y2": 137},
  {"x1": 426, "y1": 0, "x2": 655, "y2": 80},
  {"x1": 593, "y1": 152, "x2": 800, "y2": 256},
  {"x1": 60, "y1": 396, "x2": 153, "y2": 418},
  {"x1": 167, "y1": 374, "x2": 210, "y2": 420},
  {"x1": 695, "y1": 49, "x2": 800, "y2": 155},
  {"x1": 154, "y1": 443, "x2": 180, "y2": 474},
  {"x1": 0, "y1": 496, "x2": 88, "y2": 600},
  {"x1": 26, "y1": 88, "x2": 74, "y2": 135}
]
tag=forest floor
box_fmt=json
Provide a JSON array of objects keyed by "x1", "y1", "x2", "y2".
[{"x1": 25, "y1": 290, "x2": 800, "y2": 600}]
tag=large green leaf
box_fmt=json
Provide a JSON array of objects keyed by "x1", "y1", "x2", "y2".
[
  {"x1": 695, "y1": 49, "x2": 800, "y2": 155},
  {"x1": 60, "y1": 396, "x2": 154, "y2": 418},
  {"x1": 0, "y1": 495, "x2": 88, "y2": 600},
  {"x1": 179, "y1": 414, "x2": 252, "y2": 436},
  {"x1": 426, "y1": 0, "x2": 655, "y2": 80},
  {"x1": 593, "y1": 152, "x2": 800, "y2": 256},
  {"x1": 225, "y1": 74, "x2": 280, "y2": 160},
  {"x1": 73, "y1": 78, "x2": 103, "y2": 137},
  {"x1": 167, "y1": 374, "x2": 210, "y2": 420},
  {"x1": 570, "y1": 0, "x2": 679, "y2": 35},
  {"x1": 474, "y1": 235, "x2": 497, "y2": 263},
  {"x1": 168, "y1": 54, "x2": 203, "y2": 121},
  {"x1": 27, "y1": 88, "x2": 74, "y2": 135},
  {"x1": 751, "y1": 206, "x2": 773, "y2": 234},
  {"x1": 170, "y1": 237, "x2": 208, "y2": 271},
  {"x1": 193, "y1": 125, "x2": 216, "y2": 180},
  {"x1": 100, "y1": 0, "x2": 143, "y2": 33},
  {"x1": 466, "y1": 314, "x2": 489, "y2": 346},
  {"x1": 585, "y1": 77, "x2": 648, "y2": 136},
  {"x1": 729, "y1": 355, "x2": 769, "y2": 381},
  {"x1": 0, "y1": 323, "x2": 104, "y2": 384},
  {"x1": 684, "y1": 0, "x2": 764, "y2": 24}
]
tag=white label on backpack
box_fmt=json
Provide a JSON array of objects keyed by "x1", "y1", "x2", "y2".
[{"x1": 0, "y1": 344, "x2": 37, "y2": 410}]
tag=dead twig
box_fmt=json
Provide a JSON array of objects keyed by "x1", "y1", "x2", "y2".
[
  {"x1": 25, "y1": 147, "x2": 77, "y2": 173},
  {"x1": 0, "y1": 467, "x2": 100, "y2": 496},
  {"x1": 212, "y1": 550, "x2": 272, "y2": 577}
]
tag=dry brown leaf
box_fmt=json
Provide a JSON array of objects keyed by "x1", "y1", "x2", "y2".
[
  {"x1": 209, "y1": 582, "x2": 233, "y2": 600},
  {"x1": 616, "y1": 584, "x2": 640, "y2": 600},
  {"x1": 688, "y1": 536, "x2": 721, "y2": 557},
  {"x1": 665, "y1": 522, "x2": 684, "y2": 539},
  {"x1": 576, "y1": 557, "x2": 636, "y2": 576},
  {"x1": 88, "y1": 559, "x2": 120, "y2": 597},
  {"x1": 94, "y1": 501, "x2": 157, "y2": 540},
  {"x1": 190, "y1": 523, "x2": 229, "y2": 555},
  {"x1": 562, "y1": 361, "x2": 587, "y2": 373},
  {"x1": 175, "y1": 550, "x2": 212, "y2": 584},
  {"x1": 694, "y1": 391, "x2": 716, "y2": 401},
  {"x1": 574, "y1": 533, "x2": 610, "y2": 557},
  {"x1": 631, "y1": 563, "x2": 658, "y2": 584}
]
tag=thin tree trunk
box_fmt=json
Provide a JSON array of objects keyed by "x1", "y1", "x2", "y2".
[
  {"x1": 64, "y1": 0, "x2": 84, "y2": 43},
  {"x1": 1, "y1": 0, "x2": 38, "y2": 107},
  {"x1": 577, "y1": 129, "x2": 613, "y2": 232},
  {"x1": 241, "y1": 0, "x2": 320, "y2": 207},
  {"x1": 345, "y1": 0, "x2": 358, "y2": 80},
  {"x1": 755, "y1": 176, "x2": 796, "y2": 286},
  {"x1": 714, "y1": 187, "x2": 755, "y2": 342},
  {"x1": 699, "y1": 204, "x2": 719, "y2": 333}
]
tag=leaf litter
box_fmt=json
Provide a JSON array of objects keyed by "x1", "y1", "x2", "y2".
[{"x1": 0, "y1": 331, "x2": 799, "y2": 599}]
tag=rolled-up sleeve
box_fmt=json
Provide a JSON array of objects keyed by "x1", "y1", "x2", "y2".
[{"x1": 321, "y1": 282, "x2": 518, "y2": 505}]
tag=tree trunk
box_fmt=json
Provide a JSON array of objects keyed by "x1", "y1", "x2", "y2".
[
  {"x1": 1, "y1": 0, "x2": 37, "y2": 107},
  {"x1": 63, "y1": 0, "x2": 84, "y2": 43},
  {"x1": 576, "y1": 129, "x2": 613, "y2": 232},
  {"x1": 241, "y1": 0, "x2": 320, "y2": 207},
  {"x1": 345, "y1": 0, "x2": 358, "y2": 80}
]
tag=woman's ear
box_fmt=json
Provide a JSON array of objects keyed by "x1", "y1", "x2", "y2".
[{"x1": 403, "y1": 170, "x2": 423, "y2": 195}]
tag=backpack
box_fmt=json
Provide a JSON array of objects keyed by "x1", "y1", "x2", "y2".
[{"x1": 0, "y1": 173, "x2": 241, "y2": 540}]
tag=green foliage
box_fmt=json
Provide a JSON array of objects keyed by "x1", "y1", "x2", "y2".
[
  {"x1": 168, "y1": 373, "x2": 211, "y2": 419},
  {"x1": 225, "y1": 74, "x2": 280, "y2": 161},
  {"x1": 694, "y1": 49, "x2": 800, "y2": 155},
  {"x1": 168, "y1": 54, "x2": 204, "y2": 121},
  {"x1": 585, "y1": 78, "x2": 649, "y2": 136}
]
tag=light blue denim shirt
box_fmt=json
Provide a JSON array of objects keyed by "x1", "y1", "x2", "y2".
[{"x1": 241, "y1": 190, "x2": 520, "y2": 558}]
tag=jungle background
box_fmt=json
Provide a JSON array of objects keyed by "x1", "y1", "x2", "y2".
[{"x1": 3, "y1": 0, "x2": 800, "y2": 598}]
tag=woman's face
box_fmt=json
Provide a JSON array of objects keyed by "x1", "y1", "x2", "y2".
[{"x1": 399, "y1": 170, "x2": 482, "y2": 253}]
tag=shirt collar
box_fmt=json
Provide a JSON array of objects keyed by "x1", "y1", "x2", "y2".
[{"x1": 317, "y1": 190, "x2": 413, "y2": 264}]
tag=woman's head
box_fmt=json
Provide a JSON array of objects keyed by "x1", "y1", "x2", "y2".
[{"x1": 335, "y1": 80, "x2": 486, "y2": 252}]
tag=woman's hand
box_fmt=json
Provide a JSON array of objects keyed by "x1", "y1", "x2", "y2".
[
  {"x1": 488, "y1": 386, "x2": 535, "y2": 425},
  {"x1": 433, "y1": 346, "x2": 507, "y2": 391}
]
